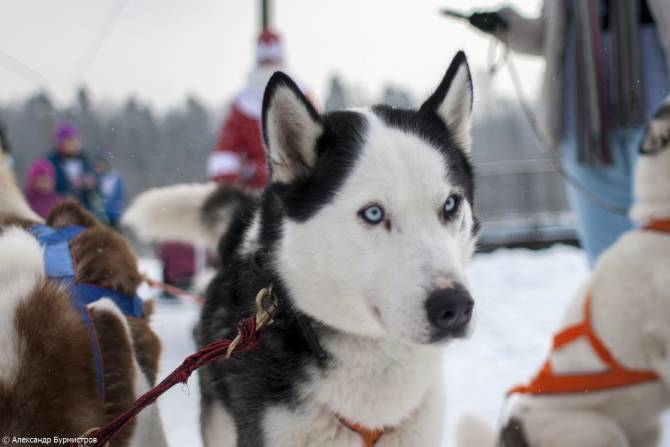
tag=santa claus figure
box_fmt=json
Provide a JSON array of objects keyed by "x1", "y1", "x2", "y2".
[{"x1": 208, "y1": 29, "x2": 310, "y2": 188}]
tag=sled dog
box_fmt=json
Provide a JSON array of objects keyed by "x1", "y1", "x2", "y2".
[
  {"x1": 458, "y1": 98, "x2": 670, "y2": 447},
  {"x1": 124, "y1": 51, "x2": 478, "y2": 446},
  {"x1": 0, "y1": 148, "x2": 167, "y2": 446}
]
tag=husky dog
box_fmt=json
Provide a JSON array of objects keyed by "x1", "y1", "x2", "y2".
[
  {"x1": 0, "y1": 147, "x2": 167, "y2": 446},
  {"x1": 124, "y1": 51, "x2": 478, "y2": 446},
  {"x1": 458, "y1": 99, "x2": 670, "y2": 447}
]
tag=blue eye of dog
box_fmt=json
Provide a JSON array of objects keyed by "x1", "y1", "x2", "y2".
[
  {"x1": 359, "y1": 204, "x2": 385, "y2": 224},
  {"x1": 443, "y1": 195, "x2": 461, "y2": 219}
]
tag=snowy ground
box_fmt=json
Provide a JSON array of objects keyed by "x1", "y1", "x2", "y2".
[{"x1": 144, "y1": 246, "x2": 670, "y2": 446}]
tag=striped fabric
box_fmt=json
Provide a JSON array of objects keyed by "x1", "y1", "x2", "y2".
[{"x1": 572, "y1": 0, "x2": 645, "y2": 166}]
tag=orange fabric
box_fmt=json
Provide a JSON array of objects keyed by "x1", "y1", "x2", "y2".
[
  {"x1": 644, "y1": 219, "x2": 670, "y2": 233},
  {"x1": 553, "y1": 323, "x2": 587, "y2": 350},
  {"x1": 508, "y1": 294, "x2": 659, "y2": 396},
  {"x1": 337, "y1": 416, "x2": 385, "y2": 447}
]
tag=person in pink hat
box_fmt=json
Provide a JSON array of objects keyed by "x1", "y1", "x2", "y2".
[
  {"x1": 207, "y1": 29, "x2": 312, "y2": 189},
  {"x1": 25, "y1": 158, "x2": 62, "y2": 219}
]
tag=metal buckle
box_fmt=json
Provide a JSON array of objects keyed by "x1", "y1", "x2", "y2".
[{"x1": 225, "y1": 286, "x2": 278, "y2": 358}]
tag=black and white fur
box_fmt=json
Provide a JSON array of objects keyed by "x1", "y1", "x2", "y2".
[{"x1": 125, "y1": 52, "x2": 478, "y2": 446}]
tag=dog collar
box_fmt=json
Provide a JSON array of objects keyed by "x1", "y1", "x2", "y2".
[
  {"x1": 250, "y1": 251, "x2": 327, "y2": 362},
  {"x1": 644, "y1": 219, "x2": 670, "y2": 233},
  {"x1": 337, "y1": 415, "x2": 385, "y2": 447}
]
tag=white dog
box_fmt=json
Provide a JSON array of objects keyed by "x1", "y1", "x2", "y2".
[{"x1": 458, "y1": 98, "x2": 670, "y2": 447}]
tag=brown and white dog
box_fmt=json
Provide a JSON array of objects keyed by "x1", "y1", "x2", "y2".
[
  {"x1": 0, "y1": 150, "x2": 167, "y2": 446},
  {"x1": 458, "y1": 99, "x2": 670, "y2": 447}
]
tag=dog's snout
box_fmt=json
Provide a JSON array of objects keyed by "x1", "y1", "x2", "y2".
[{"x1": 425, "y1": 284, "x2": 473, "y2": 337}]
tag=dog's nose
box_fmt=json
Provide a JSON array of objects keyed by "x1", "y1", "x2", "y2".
[{"x1": 425, "y1": 284, "x2": 474, "y2": 335}]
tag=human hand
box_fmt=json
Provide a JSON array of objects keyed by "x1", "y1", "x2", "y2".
[{"x1": 469, "y1": 11, "x2": 508, "y2": 34}]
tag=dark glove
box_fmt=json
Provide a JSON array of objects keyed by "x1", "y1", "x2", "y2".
[
  {"x1": 0, "y1": 122, "x2": 11, "y2": 154},
  {"x1": 469, "y1": 12, "x2": 508, "y2": 34}
]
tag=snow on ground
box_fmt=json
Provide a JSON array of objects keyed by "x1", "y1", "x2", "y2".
[
  {"x1": 442, "y1": 245, "x2": 590, "y2": 445},
  {"x1": 144, "y1": 246, "x2": 670, "y2": 446},
  {"x1": 150, "y1": 300, "x2": 202, "y2": 446},
  {"x1": 444, "y1": 247, "x2": 670, "y2": 447}
]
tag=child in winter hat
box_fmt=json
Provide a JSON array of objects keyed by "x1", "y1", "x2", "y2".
[{"x1": 25, "y1": 158, "x2": 62, "y2": 219}]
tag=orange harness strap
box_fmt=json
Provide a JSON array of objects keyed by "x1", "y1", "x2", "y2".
[
  {"x1": 508, "y1": 294, "x2": 659, "y2": 396},
  {"x1": 644, "y1": 218, "x2": 670, "y2": 233},
  {"x1": 337, "y1": 416, "x2": 385, "y2": 447},
  {"x1": 509, "y1": 220, "x2": 668, "y2": 396}
]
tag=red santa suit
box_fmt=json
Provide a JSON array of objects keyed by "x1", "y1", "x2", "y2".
[
  {"x1": 208, "y1": 75, "x2": 271, "y2": 188},
  {"x1": 209, "y1": 30, "x2": 307, "y2": 189}
]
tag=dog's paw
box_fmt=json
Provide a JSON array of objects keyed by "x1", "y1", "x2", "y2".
[{"x1": 455, "y1": 414, "x2": 496, "y2": 447}]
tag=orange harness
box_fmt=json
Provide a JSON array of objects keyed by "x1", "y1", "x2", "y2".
[
  {"x1": 337, "y1": 415, "x2": 385, "y2": 447},
  {"x1": 509, "y1": 219, "x2": 670, "y2": 396},
  {"x1": 508, "y1": 294, "x2": 659, "y2": 395},
  {"x1": 644, "y1": 218, "x2": 670, "y2": 233}
]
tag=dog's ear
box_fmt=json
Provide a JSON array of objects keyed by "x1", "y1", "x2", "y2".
[
  {"x1": 640, "y1": 100, "x2": 670, "y2": 155},
  {"x1": 420, "y1": 51, "x2": 473, "y2": 150},
  {"x1": 262, "y1": 72, "x2": 323, "y2": 184}
]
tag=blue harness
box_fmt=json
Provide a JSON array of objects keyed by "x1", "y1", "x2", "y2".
[{"x1": 30, "y1": 224, "x2": 144, "y2": 397}]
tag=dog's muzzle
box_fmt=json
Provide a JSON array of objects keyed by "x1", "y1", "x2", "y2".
[{"x1": 425, "y1": 283, "x2": 473, "y2": 341}]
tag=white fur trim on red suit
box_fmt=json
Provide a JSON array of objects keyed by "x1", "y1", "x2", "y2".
[
  {"x1": 256, "y1": 41, "x2": 283, "y2": 64},
  {"x1": 207, "y1": 151, "x2": 242, "y2": 179}
]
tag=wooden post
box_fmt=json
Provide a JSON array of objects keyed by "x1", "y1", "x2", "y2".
[{"x1": 261, "y1": 0, "x2": 271, "y2": 30}]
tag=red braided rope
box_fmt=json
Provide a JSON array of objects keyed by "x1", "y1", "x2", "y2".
[{"x1": 74, "y1": 316, "x2": 260, "y2": 446}]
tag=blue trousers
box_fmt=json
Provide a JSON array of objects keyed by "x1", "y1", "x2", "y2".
[{"x1": 560, "y1": 128, "x2": 642, "y2": 267}]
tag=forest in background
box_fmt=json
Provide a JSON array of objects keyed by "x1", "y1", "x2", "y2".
[
  {"x1": 0, "y1": 75, "x2": 419, "y2": 198},
  {"x1": 2, "y1": 87, "x2": 216, "y2": 198},
  {"x1": 1, "y1": 71, "x2": 570, "y2": 245}
]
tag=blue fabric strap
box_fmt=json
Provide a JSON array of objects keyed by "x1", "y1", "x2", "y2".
[
  {"x1": 29, "y1": 224, "x2": 144, "y2": 318},
  {"x1": 30, "y1": 225, "x2": 105, "y2": 396},
  {"x1": 67, "y1": 281, "x2": 106, "y2": 398},
  {"x1": 29, "y1": 223, "x2": 55, "y2": 239},
  {"x1": 29, "y1": 224, "x2": 145, "y2": 399},
  {"x1": 30, "y1": 224, "x2": 86, "y2": 278},
  {"x1": 70, "y1": 283, "x2": 144, "y2": 319}
]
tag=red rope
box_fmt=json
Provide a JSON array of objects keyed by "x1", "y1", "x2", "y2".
[
  {"x1": 75, "y1": 316, "x2": 260, "y2": 446},
  {"x1": 143, "y1": 276, "x2": 205, "y2": 304}
]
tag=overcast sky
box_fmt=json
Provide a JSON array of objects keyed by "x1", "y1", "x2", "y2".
[{"x1": 0, "y1": 0, "x2": 542, "y2": 110}]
